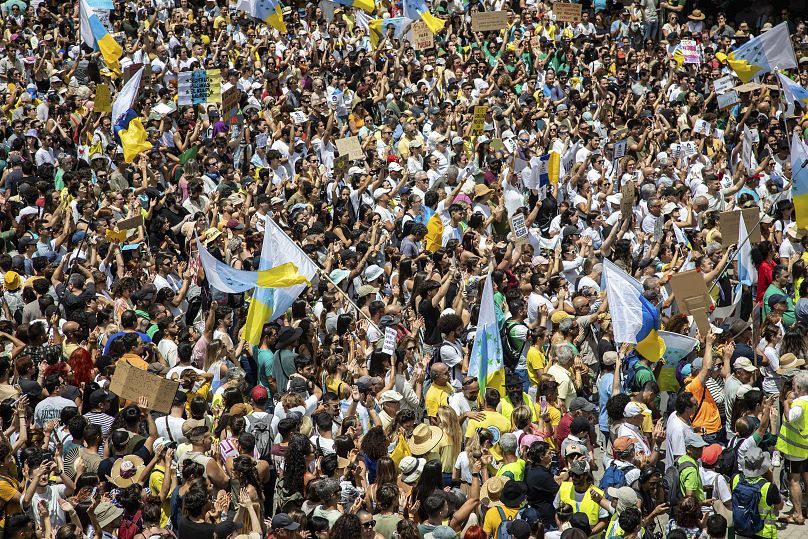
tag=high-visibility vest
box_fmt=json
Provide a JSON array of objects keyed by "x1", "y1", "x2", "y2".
[
  {"x1": 776, "y1": 398, "x2": 808, "y2": 459},
  {"x1": 558, "y1": 482, "x2": 603, "y2": 527},
  {"x1": 501, "y1": 393, "x2": 539, "y2": 422},
  {"x1": 731, "y1": 475, "x2": 776, "y2": 539}
]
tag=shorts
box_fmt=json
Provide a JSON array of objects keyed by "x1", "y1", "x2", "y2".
[{"x1": 784, "y1": 458, "x2": 808, "y2": 474}]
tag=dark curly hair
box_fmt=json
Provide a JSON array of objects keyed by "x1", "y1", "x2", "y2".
[
  {"x1": 359, "y1": 426, "x2": 387, "y2": 459},
  {"x1": 284, "y1": 433, "x2": 313, "y2": 496},
  {"x1": 330, "y1": 514, "x2": 362, "y2": 539}
]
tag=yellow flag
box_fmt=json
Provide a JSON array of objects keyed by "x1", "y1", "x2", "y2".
[
  {"x1": 119, "y1": 118, "x2": 153, "y2": 163},
  {"x1": 390, "y1": 433, "x2": 411, "y2": 466}
]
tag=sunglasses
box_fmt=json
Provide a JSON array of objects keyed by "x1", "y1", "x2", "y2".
[{"x1": 362, "y1": 521, "x2": 376, "y2": 529}]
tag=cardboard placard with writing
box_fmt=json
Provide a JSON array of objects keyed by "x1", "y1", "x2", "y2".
[
  {"x1": 381, "y1": 327, "x2": 398, "y2": 356},
  {"x1": 333, "y1": 154, "x2": 349, "y2": 179},
  {"x1": 719, "y1": 208, "x2": 761, "y2": 249},
  {"x1": 510, "y1": 212, "x2": 529, "y2": 245},
  {"x1": 109, "y1": 360, "x2": 180, "y2": 414},
  {"x1": 220, "y1": 83, "x2": 241, "y2": 125},
  {"x1": 717, "y1": 90, "x2": 739, "y2": 110},
  {"x1": 412, "y1": 21, "x2": 434, "y2": 50},
  {"x1": 471, "y1": 11, "x2": 508, "y2": 32},
  {"x1": 670, "y1": 270, "x2": 711, "y2": 334},
  {"x1": 118, "y1": 215, "x2": 145, "y2": 231},
  {"x1": 713, "y1": 75, "x2": 734, "y2": 95},
  {"x1": 472, "y1": 106, "x2": 487, "y2": 135},
  {"x1": 613, "y1": 139, "x2": 627, "y2": 159},
  {"x1": 335, "y1": 136, "x2": 364, "y2": 160},
  {"x1": 94, "y1": 83, "x2": 112, "y2": 113},
  {"x1": 553, "y1": 2, "x2": 582, "y2": 23},
  {"x1": 620, "y1": 181, "x2": 635, "y2": 220}
]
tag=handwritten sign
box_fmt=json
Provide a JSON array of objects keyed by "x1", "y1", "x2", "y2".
[
  {"x1": 381, "y1": 327, "x2": 398, "y2": 356},
  {"x1": 717, "y1": 90, "x2": 739, "y2": 110},
  {"x1": 553, "y1": 2, "x2": 582, "y2": 23},
  {"x1": 613, "y1": 139, "x2": 627, "y2": 159},
  {"x1": 220, "y1": 83, "x2": 241, "y2": 124},
  {"x1": 178, "y1": 69, "x2": 222, "y2": 106},
  {"x1": 109, "y1": 360, "x2": 180, "y2": 414},
  {"x1": 713, "y1": 75, "x2": 734, "y2": 95},
  {"x1": 510, "y1": 212, "x2": 529, "y2": 245},
  {"x1": 94, "y1": 83, "x2": 112, "y2": 113},
  {"x1": 333, "y1": 154, "x2": 349, "y2": 178},
  {"x1": 472, "y1": 106, "x2": 487, "y2": 135},
  {"x1": 471, "y1": 11, "x2": 508, "y2": 32},
  {"x1": 411, "y1": 21, "x2": 434, "y2": 50},
  {"x1": 335, "y1": 136, "x2": 364, "y2": 160},
  {"x1": 719, "y1": 208, "x2": 761, "y2": 249},
  {"x1": 290, "y1": 111, "x2": 308, "y2": 124},
  {"x1": 680, "y1": 39, "x2": 700, "y2": 64}
]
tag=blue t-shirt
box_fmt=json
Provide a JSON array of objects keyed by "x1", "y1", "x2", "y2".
[
  {"x1": 102, "y1": 331, "x2": 152, "y2": 355},
  {"x1": 597, "y1": 372, "x2": 613, "y2": 433}
]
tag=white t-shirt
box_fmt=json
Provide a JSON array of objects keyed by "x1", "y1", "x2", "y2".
[
  {"x1": 664, "y1": 413, "x2": 693, "y2": 469},
  {"x1": 30, "y1": 484, "x2": 67, "y2": 528},
  {"x1": 158, "y1": 339, "x2": 179, "y2": 368},
  {"x1": 156, "y1": 415, "x2": 188, "y2": 444}
]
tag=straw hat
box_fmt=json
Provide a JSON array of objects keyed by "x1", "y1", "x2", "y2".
[
  {"x1": 688, "y1": 9, "x2": 705, "y2": 20},
  {"x1": 481, "y1": 475, "x2": 509, "y2": 504},
  {"x1": 110, "y1": 455, "x2": 145, "y2": 488},
  {"x1": 777, "y1": 353, "x2": 805, "y2": 374},
  {"x1": 407, "y1": 423, "x2": 444, "y2": 456}
]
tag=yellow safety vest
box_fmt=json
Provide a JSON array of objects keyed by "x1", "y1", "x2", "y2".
[
  {"x1": 776, "y1": 399, "x2": 808, "y2": 459},
  {"x1": 604, "y1": 512, "x2": 645, "y2": 539},
  {"x1": 501, "y1": 393, "x2": 539, "y2": 422},
  {"x1": 731, "y1": 475, "x2": 776, "y2": 539},
  {"x1": 559, "y1": 482, "x2": 603, "y2": 527}
]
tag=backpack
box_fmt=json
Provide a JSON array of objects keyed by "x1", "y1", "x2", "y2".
[
  {"x1": 274, "y1": 477, "x2": 305, "y2": 513},
  {"x1": 246, "y1": 413, "x2": 273, "y2": 459},
  {"x1": 117, "y1": 510, "x2": 143, "y2": 539},
  {"x1": 663, "y1": 460, "x2": 697, "y2": 507},
  {"x1": 599, "y1": 462, "x2": 635, "y2": 492},
  {"x1": 620, "y1": 352, "x2": 651, "y2": 394},
  {"x1": 714, "y1": 437, "x2": 743, "y2": 478},
  {"x1": 496, "y1": 506, "x2": 513, "y2": 539},
  {"x1": 732, "y1": 477, "x2": 765, "y2": 537},
  {"x1": 501, "y1": 319, "x2": 527, "y2": 371}
]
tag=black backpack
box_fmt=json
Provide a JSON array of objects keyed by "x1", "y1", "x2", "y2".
[
  {"x1": 664, "y1": 459, "x2": 697, "y2": 507},
  {"x1": 714, "y1": 437, "x2": 743, "y2": 478},
  {"x1": 501, "y1": 319, "x2": 527, "y2": 371}
]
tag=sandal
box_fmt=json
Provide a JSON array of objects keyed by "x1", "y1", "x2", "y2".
[{"x1": 779, "y1": 515, "x2": 805, "y2": 525}]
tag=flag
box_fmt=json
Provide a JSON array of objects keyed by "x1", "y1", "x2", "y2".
[
  {"x1": 603, "y1": 258, "x2": 666, "y2": 361},
  {"x1": 468, "y1": 275, "x2": 505, "y2": 399},
  {"x1": 657, "y1": 331, "x2": 698, "y2": 392},
  {"x1": 197, "y1": 237, "x2": 309, "y2": 294},
  {"x1": 118, "y1": 118, "x2": 152, "y2": 163},
  {"x1": 777, "y1": 71, "x2": 808, "y2": 115},
  {"x1": 791, "y1": 132, "x2": 808, "y2": 229},
  {"x1": 238, "y1": 0, "x2": 287, "y2": 33},
  {"x1": 80, "y1": 0, "x2": 122, "y2": 74},
  {"x1": 728, "y1": 22, "x2": 796, "y2": 83},
  {"x1": 737, "y1": 212, "x2": 756, "y2": 286},
  {"x1": 537, "y1": 151, "x2": 561, "y2": 185},
  {"x1": 389, "y1": 433, "x2": 411, "y2": 466},
  {"x1": 331, "y1": 0, "x2": 375, "y2": 13},
  {"x1": 403, "y1": 0, "x2": 444, "y2": 34},
  {"x1": 243, "y1": 217, "x2": 318, "y2": 345},
  {"x1": 112, "y1": 67, "x2": 144, "y2": 128},
  {"x1": 368, "y1": 17, "x2": 411, "y2": 47}
]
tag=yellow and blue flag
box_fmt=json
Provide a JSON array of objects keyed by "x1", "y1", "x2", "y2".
[
  {"x1": 468, "y1": 275, "x2": 505, "y2": 400},
  {"x1": 330, "y1": 0, "x2": 375, "y2": 13},
  {"x1": 118, "y1": 118, "x2": 152, "y2": 163},
  {"x1": 603, "y1": 258, "x2": 666, "y2": 361},
  {"x1": 369, "y1": 17, "x2": 411, "y2": 47},
  {"x1": 403, "y1": 0, "x2": 444, "y2": 34},
  {"x1": 240, "y1": 0, "x2": 287, "y2": 33},
  {"x1": 777, "y1": 71, "x2": 808, "y2": 115},
  {"x1": 791, "y1": 133, "x2": 808, "y2": 230},
  {"x1": 537, "y1": 151, "x2": 560, "y2": 185},
  {"x1": 80, "y1": 0, "x2": 122, "y2": 74},
  {"x1": 728, "y1": 22, "x2": 796, "y2": 83},
  {"x1": 243, "y1": 217, "x2": 318, "y2": 345}
]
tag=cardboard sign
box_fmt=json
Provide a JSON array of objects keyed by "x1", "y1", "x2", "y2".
[
  {"x1": 490, "y1": 138, "x2": 505, "y2": 151},
  {"x1": 553, "y1": 2, "x2": 582, "y2": 23},
  {"x1": 412, "y1": 21, "x2": 434, "y2": 50},
  {"x1": 680, "y1": 39, "x2": 700, "y2": 64},
  {"x1": 620, "y1": 181, "x2": 635, "y2": 220},
  {"x1": 94, "y1": 83, "x2": 112, "y2": 113},
  {"x1": 719, "y1": 208, "x2": 761, "y2": 249},
  {"x1": 333, "y1": 154, "x2": 349, "y2": 178},
  {"x1": 381, "y1": 327, "x2": 398, "y2": 356},
  {"x1": 471, "y1": 11, "x2": 508, "y2": 32},
  {"x1": 713, "y1": 75, "x2": 734, "y2": 95},
  {"x1": 510, "y1": 212, "x2": 529, "y2": 245},
  {"x1": 220, "y1": 83, "x2": 241, "y2": 124},
  {"x1": 670, "y1": 270, "x2": 711, "y2": 334},
  {"x1": 335, "y1": 136, "x2": 364, "y2": 160},
  {"x1": 109, "y1": 360, "x2": 180, "y2": 414},
  {"x1": 472, "y1": 106, "x2": 487, "y2": 135},
  {"x1": 118, "y1": 215, "x2": 144, "y2": 231},
  {"x1": 717, "y1": 90, "x2": 739, "y2": 110},
  {"x1": 693, "y1": 119, "x2": 710, "y2": 135},
  {"x1": 613, "y1": 139, "x2": 627, "y2": 159}
]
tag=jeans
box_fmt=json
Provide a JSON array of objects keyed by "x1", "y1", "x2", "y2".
[
  {"x1": 703, "y1": 428, "x2": 727, "y2": 446},
  {"x1": 514, "y1": 368, "x2": 530, "y2": 394},
  {"x1": 643, "y1": 21, "x2": 659, "y2": 41}
]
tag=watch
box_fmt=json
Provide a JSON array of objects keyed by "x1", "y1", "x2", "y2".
[{"x1": 473, "y1": 472, "x2": 483, "y2": 480}]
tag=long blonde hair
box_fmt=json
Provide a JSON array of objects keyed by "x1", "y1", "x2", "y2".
[
  {"x1": 204, "y1": 339, "x2": 224, "y2": 371},
  {"x1": 436, "y1": 406, "x2": 462, "y2": 461}
]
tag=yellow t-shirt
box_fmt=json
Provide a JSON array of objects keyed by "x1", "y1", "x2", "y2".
[
  {"x1": 483, "y1": 505, "x2": 520, "y2": 539},
  {"x1": 148, "y1": 464, "x2": 171, "y2": 527},
  {"x1": 527, "y1": 346, "x2": 546, "y2": 385},
  {"x1": 465, "y1": 410, "x2": 512, "y2": 440},
  {"x1": 425, "y1": 384, "x2": 453, "y2": 418}
]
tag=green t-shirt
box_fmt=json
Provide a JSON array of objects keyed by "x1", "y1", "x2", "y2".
[
  {"x1": 254, "y1": 346, "x2": 274, "y2": 394},
  {"x1": 676, "y1": 454, "x2": 704, "y2": 501}
]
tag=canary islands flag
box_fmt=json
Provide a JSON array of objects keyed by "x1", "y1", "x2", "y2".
[
  {"x1": 603, "y1": 258, "x2": 666, "y2": 361},
  {"x1": 254, "y1": 0, "x2": 287, "y2": 33},
  {"x1": 403, "y1": 0, "x2": 444, "y2": 34},
  {"x1": 369, "y1": 17, "x2": 411, "y2": 47},
  {"x1": 468, "y1": 275, "x2": 505, "y2": 399},
  {"x1": 729, "y1": 22, "x2": 796, "y2": 83},
  {"x1": 330, "y1": 0, "x2": 375, "y2": 13},
  {"x1": 777, "y1": 71, "x2": 808, "y2": 115},
  {"x1": 118, "y1": 118, "x2": 152, "y2": 163},
  {"x1": 537, "y1": 151, "x2": 561, "y2": 185},
  {"x1": 792, "y1": 133, "x2": 808, "y2": 230},
  {"x1": 80, "y1": 0, "x2": 122, "y2": 74},
  {"x1": 243, "y1": 217, "x2": 318, "y2": 345}
]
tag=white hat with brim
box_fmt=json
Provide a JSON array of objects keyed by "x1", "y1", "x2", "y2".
[
  {"x1": 399, "y1": 456, "x2": 426, "y2": 483},
  {"x1": 741, "y1": 446, "x2": 771, "y2": 477}
]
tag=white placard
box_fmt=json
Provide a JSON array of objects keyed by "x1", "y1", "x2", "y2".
[
  {"x1": 713, "y1": 75, "x2": 734, "y2": 95},
  {"x1": 256, "y1": 133, "x2": 268, "y2": 148},
  {"x1": 693, "y1": 119, "x2": 710, "y2": 135},
  {"x1": 613, "y1": 139, "x2": 628, "y2": 159},
  {"x1": 717, "y1": 90, "x2": 739, "y2": 110},
  {"x1": 381, "y1": 327, "x2": 398, "y2": 356},
  {"x1": 290, "y1": 111, "x2": 308, "y2": 124}
]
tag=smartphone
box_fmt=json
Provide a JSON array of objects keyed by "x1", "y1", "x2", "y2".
[
  {"x1": 540, "y1": 396, "x2": 547, "y2": 414},
  {"x1": 90, "y1": 487, "x2": 97, "y2": 500}
]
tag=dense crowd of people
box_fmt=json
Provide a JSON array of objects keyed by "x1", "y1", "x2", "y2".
[{"x1": 0, "y1": 1, "x2": 808, "y2": 539}]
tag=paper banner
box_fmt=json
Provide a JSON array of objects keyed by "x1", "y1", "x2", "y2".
[
  {"x1": 94, "y1": 83, "x2": 112, "y2": 113},
  {"x1": 178, "y1": 69, "x2": 222, "y2": 106},
  {"x1": 472, "y1": 106, "x2": 487, "y2": 135},
  {"x1": 335, "y1": 136, "x2": 364, "y2": 160},
  {"x1": 553, "y1": 2, "x2": 582, "y2": 22}
]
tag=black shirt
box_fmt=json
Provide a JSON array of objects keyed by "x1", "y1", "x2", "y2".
[
  {"x1": 419, "y1": 298, "x2": 441, "y2": 345},
  {"x1": 177, "y1": 514, "x2": 239, "y2": 539},
  {"x1": 524, "y1": 463, "x2": 559, "y2": 526}
]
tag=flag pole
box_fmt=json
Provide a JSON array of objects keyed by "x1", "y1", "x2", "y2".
[
  {"x1": 776, "y1": 71, "x2": 793, "y2": 150},
  {"x1": 268, "y1": 218, "x2": 381, "y2": 333}
]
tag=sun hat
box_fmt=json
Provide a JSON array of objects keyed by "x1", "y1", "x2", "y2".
[
  {"x1": 399, "y1": 456, "x2": 426, "y2": 483},
  {"x1": 378, "y1": 390, "x2": 403, "y2": 405},
  {"x1": 329, "y1": 268, "x2": 350, "y2": 285},
  {"x1": 741, "y1": 446, "x2": 771, "y2": 477},
  {"x1": 606, "y1": 486, "x2": 638, "y2": 512},
  {"x1": 110, "y1": 455, "x2": 145, "y2": 488},
  {"x1": 481, "y1": 475, "x2": 508, "y2": 503},
  {"x1": 688, "y1": 9, "x2": 705, "y2": 20},
  {"x1": 777, "y1": 353, "x2": 805, "y2": 374},
  {"x1": 94, "y1": 502, "x2": 124, "y2": 529},
  {"x1": 624, "y1": 402, "x2": 651, "y2": 418},
  {"x1": 408, "y1": 423, "x2": 444, "y2": 455},
  {"x1": 3, "y1": 271, "x2": 21, "y2": 291},
  {"x1": 424, "y1": 526, "x2": 456, "y2": 539},
  {"x1": 364, "y1": 264, "x2": 384, "y2": 282}
]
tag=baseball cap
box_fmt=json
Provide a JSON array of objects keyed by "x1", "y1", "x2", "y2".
[
  {"x1": 89, "y1": 389, "x2": 115, "y2": 406},
  {"x1": 684, "y1": 431, "x2": 708, "y2": 448},
  {"x1": 702, "y1": 443, "x2": 723, "y2": 466},
  {"x1": 271, "y1": 513, "x2": 300, "y2": 531},
  {"x1": 733, "y1": 357, "x2": 756, "y2": 372},
  {"x1": 568, "y1": 459, "x2": 590, "y2": 476},
  {"x1": 563, "y1": 443, "x2": 585, "y2": 458},
  {"x1": 378, "y1": 390, "x2": 404, "y2": 404},
  {"x1": 569, "y1": 397, "x2": 596, "y2": 413},
  {"x1": 768, "y1": 293, "x2": 788, "y2": 307},
  {"x1": 602, "y1": 351, "x2": 618, "y2": 366},
  {"x1": 624, "y1": 402, "x2": 651, "y2": 418},
  {"x1": 250, "y1": 386, "x2": 268, "y2": 402}
]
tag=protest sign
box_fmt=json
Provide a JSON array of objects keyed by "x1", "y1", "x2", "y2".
[
  {"x1": 336, "y1": 136, "x2": 364, "y2": 160},
  {"x1": 490, "y1": 138, "x2": 505, "y2": 151},
  {"x1": 658, "y1": 331, "x2": 698, "y2": 392},
  {"x1": 713, "y1": 75, "x2": 734, "y2": 95},
  {"x1": 290, "y1": 111, "x2": 308, "y2": 124},
  {"x1": 472, "y1": 106, "x2": 487, "y2": 135},
  {"x1": 620, "y1": 181, "x2": 635, "y2": 220},
  {"x1": 118, "y1": 215, "x2": 144, "y2": 231},
  {"x1": 109, "y1": 360, "x2": 180, "y2": 414},
  {"x1": 94, "y1": 84, "x2": 112, "y2": 112},
  {"x1": 553, "y1": 3, "x2": 582, "y2": 22},
  {"x1": 220, "y1": 83, "x2": 241, "y2": 124},
  {"x1": 411, "y1": 21, "x2": 434, "y2": 50},
  {"x1": 680, "y1": 39, "x2": 700, "y2": 64},
  {"x1": 471, "y1": 11, "x2": 508, "y2": 32},
  {"x1": 719, "y1": 208, "x2": 761, "y2": 249},
  {"x1": 670, "y1": 270, "x2": 711, "y2": 334},
  {"x1": 717, "y1": 90, "x2": 739, "y2": 110},
  {"x1": 613, "y1": 139, "x2": 627, "y2": 159},
  {"x1": 105, "y1": 229, "x2": 128, "y2": 243},
  {"x1": 510, "y1": 213, "x2": 529, "y2": 245},
  {"x1": 693, "y1": 119, "x2": 710, "y2": 135},
  {"x1": 178, "y1": 69, "x2": 223, "y2": 106},
  {"x1": 381, "y1": 328, "x2": 398, "y2": 356},
  {"x1": 333, "y1": 154, "x2": 349, "y2": 178}
]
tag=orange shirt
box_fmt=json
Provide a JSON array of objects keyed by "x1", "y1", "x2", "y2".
[{"x1": 685, "y1": 376, "x2": 721, "y2": 434}]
